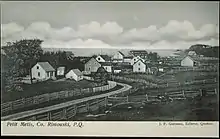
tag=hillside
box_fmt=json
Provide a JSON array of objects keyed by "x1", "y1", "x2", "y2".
[{"x1": 186, "y1": 44, "x2": 219, "y2": 58}]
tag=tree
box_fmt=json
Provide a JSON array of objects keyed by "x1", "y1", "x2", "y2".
[
  {"x1": 93, "y1": 67, "x2": 109, "y2": 85},
  {"x1": 148, "y1": 52, "x2": 159, "y2": 61},
  {"x1": 2, "y1": 39, "x2": 43, "y2": 86}
]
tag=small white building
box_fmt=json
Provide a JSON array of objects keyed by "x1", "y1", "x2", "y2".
[
  {"x1": 65, "y1": 69, "x2": 83, "y2": 81},
  {"x1": 101, "y1": 62, "x2": 112, "y2": 73},
  {"x1": 133, "y1": 59, "x2": 146, "y2": 73},
  {"x1": 96, "y1": 55, "x2": 111, "y2": 63},
  {"x1": 57, "y1": 67, "x2": 65, "y2": 76},
  {"x1": 181, "y1": 56, "x2": 198, "y2": 67},
  {"x1": 31, "y1": 62, "x2": 56, "y2": 81},
  {"x1": 130, "y1": 56, "x2": 145, "y2": 65}
]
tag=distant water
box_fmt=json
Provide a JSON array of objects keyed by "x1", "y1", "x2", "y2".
[{"x1": 43, "y1": 48, "x2": 184, "y2": 57}]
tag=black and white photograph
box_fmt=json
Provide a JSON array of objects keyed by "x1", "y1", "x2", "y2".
[{"x1": 1, "y1": 1, "x2": 219, "y2": 125}]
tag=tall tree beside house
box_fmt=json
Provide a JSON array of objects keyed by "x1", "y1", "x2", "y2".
[{"x1": 2, "y1": 39, "x2": 43, "y2": 91}]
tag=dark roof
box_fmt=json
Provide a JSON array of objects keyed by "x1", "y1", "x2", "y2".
[
  {"x1": 101, "y1": 62, "x2": 112, "y2": 66},
  {"x1": 38, "y1": 62, "x2": 55, "y2": 72},
  {"x1": 124, "y1": 56, "x2": 133, "y2": 59},
  {"x1": 100, "y1": 55, "x2": 111, "y2": 61},
  {"x1": 118, "y1": 51, "x2": 125, "y2": 56},
  {"x1": 72, "y1": 69, "x2": 83, "y2": 76},
  {"x1": 85, "y1": 57, "x2": 99, "y2": 64}
]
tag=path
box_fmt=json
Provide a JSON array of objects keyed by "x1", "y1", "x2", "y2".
[{"x1": 1, "y1": 82, "x2": 132, "y2": 121}]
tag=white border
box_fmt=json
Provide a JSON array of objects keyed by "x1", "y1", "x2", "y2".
[{"x1": 1, "y1": 121, "x2": 219, "y2": 137}]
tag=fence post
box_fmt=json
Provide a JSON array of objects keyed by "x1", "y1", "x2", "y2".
[
  {"x1": 86, "y1": 102, "x2": 90, "y2": 112},
  {"x1": 62, "y1": 108, "x2": 67, "y2": 120},
  {"x1": 105, "y1": 97, "x2": 108, "y2": 107},
  {"x1": 167, "y1": 83, "x2": 169, "y2": 87},
  {"x1": 146, "y1": 94, "x2": 149, "y2": 102},
  {"x1": 48, "y1": 112, "x2": 51, "y2": 120},
  {"x1": 215, "y1": 78, "x2": 217, "y2": 83},
  {"x1": 182, "y1": 90, "x2": 185, "y2": 98},
  {"x1": 200, "y1": 89, "x2": 203, "y2": 97},
  {"x1": 74, "y1": 105, "x2": 77, "y2": 116},
  {"x1": 203, "y1": 80, "x2": 205, "y2": 84},
  {"x1": 127, "y1": 96, "x2": 129, "y2": 102},
  {"x1": 215, "y1": 88, "x2": 217, "y2": 94}
]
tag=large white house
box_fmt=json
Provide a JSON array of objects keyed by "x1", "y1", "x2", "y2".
[
  {"x1": 31, "y1": 62, "x2": 56, "y2": 81},
  {"x1": 84, "y1": 57, "x2": 102, "y2": 73},
  {"x1": 133, "y1": 59, "x2": 146, "y2": 73},
  {"x1": 65, "y1": 69, "x2": 83, "y2": 81}
]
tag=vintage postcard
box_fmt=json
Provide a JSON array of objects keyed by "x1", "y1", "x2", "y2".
[{"x1": 1, "y1": 1, "x2": 219, "y2": 137}]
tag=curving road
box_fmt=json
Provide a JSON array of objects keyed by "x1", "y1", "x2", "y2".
[{"x1": 1, "y1": 82, "x2": 132, "y2": 121}]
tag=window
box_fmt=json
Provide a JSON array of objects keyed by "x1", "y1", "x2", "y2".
[
  {"x1": 138, "y1": 63, "x2": 140, "y2": 66},
  {"x1": 38, "y1": 72, "x2": 40, "y2": 77},
  {"x1": 37, "y1": 66, "x2": 39, "y2": 69},
  {"x1": 88, "y1": 67, "x2": 91, "y2": 70},
  {"x1": 138, "y1": 68, "x2": 140, "y2": 71},
  {"x1": 98, "y1": 58, "x2": 101, "y2": 60},
  {"x1": 134, "y1": 59, "x2": 136, "y2": 61}
]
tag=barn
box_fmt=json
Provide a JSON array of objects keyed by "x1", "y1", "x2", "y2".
[{"x1": 65, "y1": 69, "x2": 83, "y2": 81}]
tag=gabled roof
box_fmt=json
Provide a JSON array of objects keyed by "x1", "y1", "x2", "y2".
[
  {"x1": 118, "y1": 51, "x2": 125, "y2": 56},
  {"x1": 99, "y1": 55, "x2": 111, "y2": 61},
  {"x1": 133, "y1": 59, "x2": 146, "y2": 65},
  {"x1": 37, "y1": 62, "x2": 55, "y2": 72},
  {"x1": 71, "y1": 69, "x2": 83, "y2": 76},
  {"x1": 85, "y1": 57, "x2": 100, "y2": 65}
]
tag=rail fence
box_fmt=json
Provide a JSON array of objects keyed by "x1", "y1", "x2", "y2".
[
  {"x1": 1, "y1": 81, "x2": 117, "y2": 114},
  {"x1": 21, "y1": 97, "x2": 108, "y2": 121},
  {"x1": 169, "y1": 66, "x2": 218, "y2": 73}
]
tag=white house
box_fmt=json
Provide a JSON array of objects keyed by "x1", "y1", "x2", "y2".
[
  {"x1": 112, "y1": 51, "x2": 124, "y2": 63},
  {"x1": 84, "y1": 57, "x2": 102, "y2": 73},
  {"x1": 65, "y1": 69, "x2": 83, "y2": 81},
  {"x1": 101, "y1": 62, "x2": 112, "y2": 73},
  {"x1": 31, "y1": 62, "x2": 56, "y2": 81},
  {"x1": 133, "y1": 59, "x2": 146, "y2": 73},
  {"x1": 181, "y1": 56, "x2": 198, "y2": 67},
  {"x1": 96, "y1": 55, "x2": 111, "y2": 63},
  {"x1": 130, "y1": 56, "x2": 145, "y2": 65},
  {"x1": 57, "y1": 67, "x2": 65, "y2": 76}
]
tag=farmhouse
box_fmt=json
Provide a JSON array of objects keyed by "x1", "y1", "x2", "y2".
[
  {"x1": 96, "y1": 55, "x2": 111, "y2": 63},
  {"x1": 112, "y1": 51, "x2": 125, "y2": 63},
  {"x1": 31, "y1": 62, "x2": 56, "y2": 81},
  {"x1": 133, "y1": 59, "x2": 146, "y2": 73},
  {"x1": 101, "y1": 62, "x2": 112, "y2": 73},
  {"x1": 84, "y1": 57, "x2": 101, "y2": 74},
  {"x1": 57, "y1": 67, "x2": 65, "y2": 76},
  {"x1": 130, "y1": 50, "x2": 148, "y2": 59},
  {"x1": 65, "y1": 69, "x2": 83, "y2": 81}
]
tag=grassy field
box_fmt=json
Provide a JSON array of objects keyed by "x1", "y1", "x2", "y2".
[
  {"x1": 1, "y1": 79, "x2": 98, "y2": 103},
  {"x1": 71, "y1": 94, "x2": 218, "y2": 121}
]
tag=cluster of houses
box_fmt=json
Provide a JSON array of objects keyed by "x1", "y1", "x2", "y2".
[{"x1": 31, "y1": 50, "x2": 219, "y2": 82}]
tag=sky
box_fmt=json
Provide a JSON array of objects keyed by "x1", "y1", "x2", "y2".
[{"x1": 1, "y1": 1, "x2": 219, "y2": 49}]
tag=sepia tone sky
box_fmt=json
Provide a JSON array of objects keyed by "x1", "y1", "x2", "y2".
[{"x1": 1, "y1": 1, "x2": 219, "y2": 49}]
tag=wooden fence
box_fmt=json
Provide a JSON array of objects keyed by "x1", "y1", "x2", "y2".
[
  {"x1": 169, "y1": 66, "x2": 218, "y2": 73},
  {"x1": 1, "y1": 81, "x2": 116, "y2": 114},
  {"x1": 21, "y1": 98, "x2": 107, "y2": 121}
]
